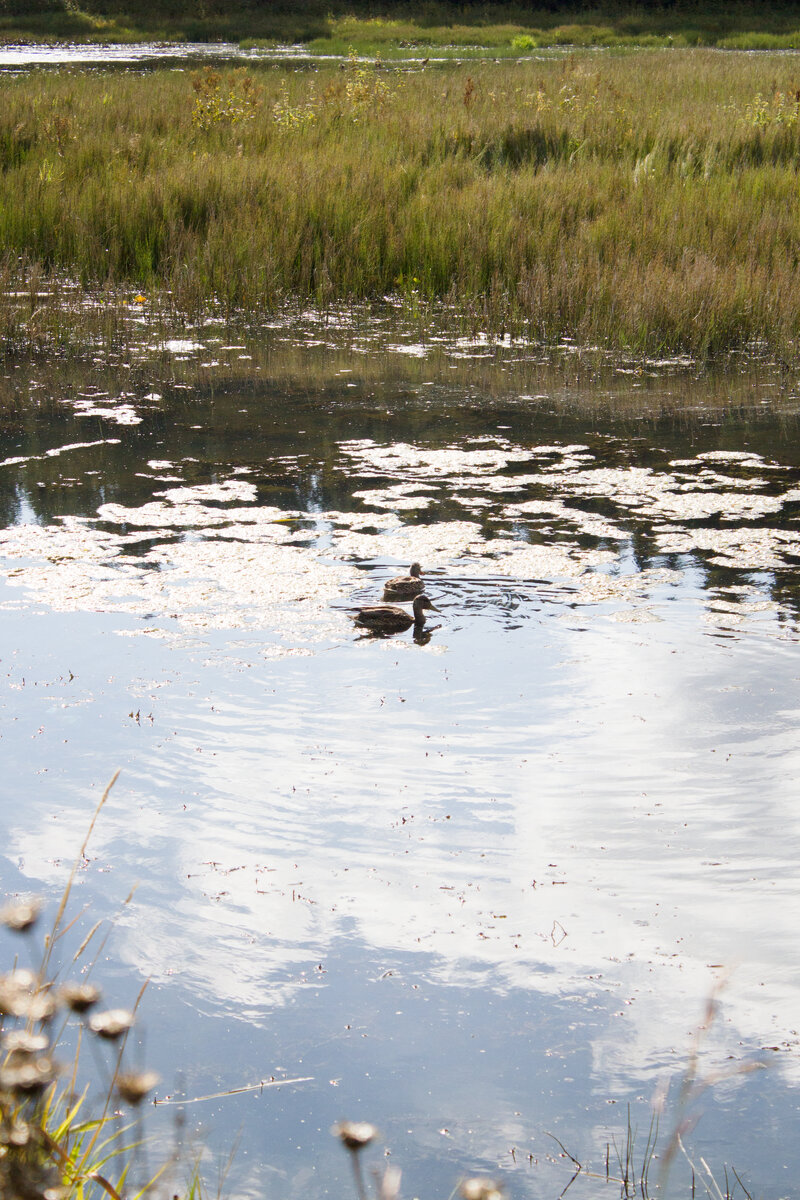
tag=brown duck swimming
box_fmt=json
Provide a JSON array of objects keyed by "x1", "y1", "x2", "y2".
[
  {"x1": 353, "y1": 593, "x2": 439, "y2": 633},
  {"x1": 383, "y1": 562, "x2": 425, "y2": 600}
]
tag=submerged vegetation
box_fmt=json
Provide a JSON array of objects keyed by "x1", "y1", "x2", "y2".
[{"x1": 5, "y1": 50, "x2": 800, "y2": 356}]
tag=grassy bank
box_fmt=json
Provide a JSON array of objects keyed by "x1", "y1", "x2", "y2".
[
  {"x1": 6, "y1": 1, "x2": 800, "y2": 50},
  {"x1": 4, "y1": 50, "x2": 800, "y2": 356}
]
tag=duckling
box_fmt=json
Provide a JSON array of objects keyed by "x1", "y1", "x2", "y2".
[
  {"x1": 383, "y1": 562, "x2": 425, "y2": 600},
  {"x1": 353, "y1": 593, "x2": 439, "y2": 634}
]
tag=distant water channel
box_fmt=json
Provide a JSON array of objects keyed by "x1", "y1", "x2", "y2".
[
  {"x1": 0, "y1": 41, "x2": 310, "y2": 67},
  {"x1": 2, "y1": 310, "x2": 800, "y2": 1199}
]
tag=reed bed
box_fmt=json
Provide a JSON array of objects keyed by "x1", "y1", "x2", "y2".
[{"x1": 4, "y1": 50, "x2": 800, "y2": 356}]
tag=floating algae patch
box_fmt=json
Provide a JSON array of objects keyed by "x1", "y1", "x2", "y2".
[
  {"x1": 351, "y1": 484, "x2": 440, "y2": 511},
  {"x1": 569, "y1": 566, "x2": 679, "y2": 606},
  {"x1": 0, "y1": 517, "x2": 133, "y2": 562},
  {"x1": 492, "y1": 452, "x2": 800, "y2": 560},
  {"x1": 97, "y1": 496, "x2": 299, "y2": 533},
  {"x1": 139, "y1": 540, "x2": 357, "y2": 638},
  {"x1": 4, "y1": 558, "x2": 149, "y2": 614},
  {"x1": 0, "y1": 493, "x2": 361, "y2": 646},
  {"x1": 339, "y1": 438, "x2": 532, "y2": 480},
  {"x1": 460, "y1": 537, "x2": 617, "y2": 580},
  {"x1": 97, "y1": 501, "x2": 240, "y2": 530},
  {"x1": 327, "y1": 518, "x2": 484, "y2": 566},
  {"x1": 608, "y1": 606, "x2": 663, "y2": 624},
  {"x1": 0, "y1": 438, "x2": 121, "y2": 469},
  {"x1": 152, "y1": 480, "x2": 259, "y2": 505},
  {"x1": 655, "y1": 526, "x2": 800, "y2": 571},
  {"x1": 501, "y1": 497, "x2": 626, "y2": 541},
  {"x1": 61, "y1": 392, "x2": 146, "y2": 426},
  {"x1": 675, "y1": 450, "x2": 781, "y2": 467},
  {"x1": 644, "y1": 489, "x2": 785, "y2": 522},
  {"x1": 569, "y1": 470, "x2": 790, "y2": 523}
]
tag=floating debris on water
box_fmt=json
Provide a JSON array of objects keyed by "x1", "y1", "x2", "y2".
[{"x1": 1, "y1": 426, "x2": 800, "y2": 645}]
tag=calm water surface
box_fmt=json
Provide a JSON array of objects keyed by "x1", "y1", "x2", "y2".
[
  {"x1": 0, "y1": 41, "x2": 317, "y2": 67},
  {"x1": 2, "y1": 313, "x2": 800, "y2": 1199}
]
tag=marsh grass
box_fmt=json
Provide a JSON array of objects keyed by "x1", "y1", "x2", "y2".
[{"x1": 5, "y1": 50, "x2": 800, "y2": 355}]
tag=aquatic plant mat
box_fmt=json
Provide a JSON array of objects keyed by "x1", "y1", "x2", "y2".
[
  {"x1": 3, "y1": 307, "x2": 800, "y2": 648},
  {"x1": 7, "y1": 48, "x2": 800, "y2": 355}
]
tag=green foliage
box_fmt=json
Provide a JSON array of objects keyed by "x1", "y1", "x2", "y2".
[
  {"x1": 740, "y1": 89, "x2": 800, "y2": 128},
  {"x1": 191, "y1": 68, "x2": 261, "y2": 131},
  {"x1": 6, "y1": 1, "x2": 800, "y2": 49},
  {"x1": 342, "y1": 48, "x2": 393, "y2": 113},
  {"x1": 272, "y1": 78, "x2": 318, "y2": 129}
]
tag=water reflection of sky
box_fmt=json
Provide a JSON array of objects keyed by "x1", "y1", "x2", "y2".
[
  {"x1": 2, "y1": 326, "x2": 800, "y2": 1199},
  {"x1": 0, "y1": 42, "x2": 316, "y2": 68}
]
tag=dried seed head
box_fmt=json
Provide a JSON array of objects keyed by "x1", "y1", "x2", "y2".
[
  {"x1": 0, "y1": 972, "x2": 56, "y2": 1021},
  {"x1": 460, "y1": 1180, "x2": 504, "y2": 1200},
  {"x1": 0, "y1": 970, "x2": 36, "y2": 1017},
  {"x1": 0, "y1": 1054, "x2": 59, "y2": 1094},
  {"x1": 332, "y1": 1121, "x2": 378, "y2": 1151},
  {"x1": 0, "y1": 898, "x2": 42, "y2": 933},
  {"x1": 6, "y1": 968, "x2": 36, "y2": 990},
  {"x1": 116, "y1": 1069, "x2": 160, "y2": 1106},
  {"x1": 89, "y1": 1008, "x2": 134, "y2": 1040},
  {"x1": 25, "y1": 992, "x2": 58, "y2": 1023},
  {"x1": 60, "y1": 982, "x2": 101, "y2": 1014},
  {"x1": 2, "y1": 1030, "x2": 49, "y2": 1055},
  {"x1": 0, "y1": 1118, "x2": 31, "y2": 1147}
]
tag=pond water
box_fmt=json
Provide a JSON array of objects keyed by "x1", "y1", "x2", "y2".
[
  {"x1": 0, "y1": 39, "x2": 567, "y2": 70},
  {"x1": 0, "y1": 41, "x2": 314, "y2": 67},
  {"x1": 2, "y1": 310, "x2": 800, "y2": 1199}
]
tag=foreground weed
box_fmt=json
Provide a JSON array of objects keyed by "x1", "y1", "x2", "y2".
[{"x1": 0, "y1": 774, "x2": 167, "y2": 1200}]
